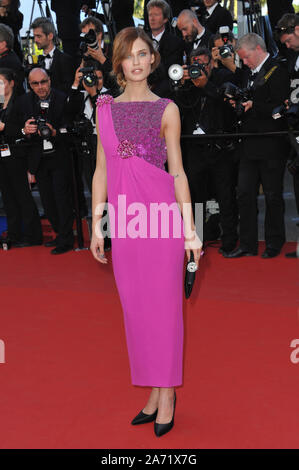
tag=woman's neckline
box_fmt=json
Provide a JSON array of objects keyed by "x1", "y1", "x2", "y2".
[{"x1": 113, "y1": 97, "x2": 164, "y2": 104}]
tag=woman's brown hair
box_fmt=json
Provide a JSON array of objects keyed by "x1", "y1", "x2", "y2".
[{"x1": 112, "y1": 27, "x2": 160, "y2": 88}]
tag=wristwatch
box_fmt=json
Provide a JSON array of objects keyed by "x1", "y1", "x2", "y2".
[{"x1": 21, "y1": 128, "x2": 26, "y2": 136}]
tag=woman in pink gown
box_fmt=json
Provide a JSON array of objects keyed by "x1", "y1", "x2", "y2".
[{"x1": 90, "y1": 27, "x2": 202, "y2": 437}]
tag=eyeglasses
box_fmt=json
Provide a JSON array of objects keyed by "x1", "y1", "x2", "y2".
[{"x1": 30, "y1": 79, "x2": 49, "y2": 87}]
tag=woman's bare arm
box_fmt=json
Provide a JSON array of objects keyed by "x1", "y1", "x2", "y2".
[
  {"x1": 161, "y1": 101, "x2": 202, "y2": 264},
  {"x1": 90, "y1": 112, "x2": 108, "y2": 264}
]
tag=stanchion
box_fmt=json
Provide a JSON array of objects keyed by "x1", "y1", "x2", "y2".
[{"x1": 69, "y1": 141, "x2": 89, "y2": 252}]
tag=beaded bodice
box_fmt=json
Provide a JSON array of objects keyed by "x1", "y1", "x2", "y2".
[{"x1": 110, "y1": 98, "x2": 171, "y2": 170}]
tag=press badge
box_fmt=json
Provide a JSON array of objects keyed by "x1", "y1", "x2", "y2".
[
  {"x1": 43, "y1": 139, "x2": 53, "y2": 151},
  {"x1": 0, "y1": 144, "x2": 11, "y2": 157}
]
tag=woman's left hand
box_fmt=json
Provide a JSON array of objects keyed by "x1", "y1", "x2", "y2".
[{"x1": 0, "y1": 121, "x2": 5, "y2": 132}]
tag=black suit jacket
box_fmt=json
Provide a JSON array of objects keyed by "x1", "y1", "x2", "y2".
[
  {"x1": 6, "y1": 88, "x2": 74, "y2": 174},
  {"x1": 39, "y1": 48, "x2": 75, "y2": 94},
  {"x1": 148, "y1": 29, "x2": 185, "y2": 97},
  {"x1": 238, "y1": 56, "x2": 290, "y2": 160},
  {"x1": 0, "y1": 50, "x2": 24, "y2": 95},
  {"x1": 203, "y1": 4, "x2": 233, "y2": 34}
]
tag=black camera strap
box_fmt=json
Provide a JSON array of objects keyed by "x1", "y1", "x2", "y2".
[{"x1": 250, "y1": 63, "x2": 278, "y2": 91}]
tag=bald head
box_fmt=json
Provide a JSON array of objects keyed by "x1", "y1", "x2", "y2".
[
  {"x1": 177, "y1": 9, "x2": 203, "y2": 43},
  {"x1": 178, "y1": 9, "x2": 199, "y2": 23},
  {"x1": 29, "y1": 67, "x2": 51, "y2": 100},
  {"x1": 28, "y1": 67, "x2": 49, "y2": 82}
]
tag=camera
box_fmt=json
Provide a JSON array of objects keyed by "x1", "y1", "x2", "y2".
[
  {"x1": 68, "y1": 116, "x2": 94, "y2": 139},
  {"x1": 222, "y1": 82, "x2": 252, "y2": 118},
  {"x1": 219, "y1": 44, "x2": 234, "y2": 59},
  {"x1": 33, "y1": 117, "x2": 51, "y2": 140},
  {"x1": 79, "y1": 28, "x2": 99, "y2": 57},
  {"x1": 79, "y1": 66, "x2": 98, "y2": 88},
  {"x1": 32, "y1": 100, "x2": 52, "y2": 140},
  {"x1": 67, "y1": 115, "x2": 94, "y2": 158},
  {"x1": 272, "y1": 101, "x2": 299, "y2": 125},
  {"x1": 188, "y1": 61, "x2": 207, "y2": 80}
]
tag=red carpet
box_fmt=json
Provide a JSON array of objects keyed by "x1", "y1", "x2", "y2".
[{"x1": 0, "y1": 241, "x2": 298, "y2": 449}]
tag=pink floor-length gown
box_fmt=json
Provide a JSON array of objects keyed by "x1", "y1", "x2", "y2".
[{"x1": 97, "y1": 95, "x2": 185, "y2": 387}]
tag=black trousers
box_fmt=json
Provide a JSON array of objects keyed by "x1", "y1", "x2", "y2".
[
  {"x1": 36, "y1": 158, "x2": 74, "y2": 247},
  {"x1": 55, "y1": 12, "x2": 81, "y2": 59},
  {"x1": 183, "y1": 144, "x2": 239, "y2": 249},
  {"x1": 237, "y1": 158, "x2": 286, "y2": 252},
  {"x1": 0, "y1": 157, "x2": 42, "y2": 243}
]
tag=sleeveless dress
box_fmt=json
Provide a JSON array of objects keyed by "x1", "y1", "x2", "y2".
[{"x1": 97, "y1": 95, "x2": 185, "y2": 387}]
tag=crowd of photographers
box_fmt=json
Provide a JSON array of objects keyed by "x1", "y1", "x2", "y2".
[{"x1": 0, "y1": 0, "x2": 298, "y2": 258}]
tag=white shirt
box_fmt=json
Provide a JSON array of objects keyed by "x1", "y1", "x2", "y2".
[
  {"x1": 193, "y1": 28, "x2": 206, "y2": 49},
  {"x1": 83, "y1": 88, "x2": 108, "y2": 134},
  {"x1": 152, "y1": 29, "x2": 165, "y2": 43},
  {"x1": 206, "y1": 3, "x2": 218, "y2": 17},
  {"x1": 43, "y1": 46, "x2": 55, "y2": 70},
  {"x1": 251, "y1": 53, "x2": 270, "y2": 75}
]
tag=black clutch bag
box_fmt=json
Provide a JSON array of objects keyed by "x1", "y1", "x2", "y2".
[{"x1": 184, "y1": 251, "x2": 198, "y2": 299}]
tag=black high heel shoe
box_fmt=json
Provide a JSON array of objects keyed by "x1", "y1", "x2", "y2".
[
  {"x1": 154, "y1": 391, "x2": 176, "y2": 437},
  {"x1": 131, "y1": 408, "x2": 158, "y2": 425}
]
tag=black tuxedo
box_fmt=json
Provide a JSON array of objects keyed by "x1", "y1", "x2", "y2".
[
  {"x1": 148, "y1": 29, "x2": 184, "y2": 97},
  {"x1": 7, "y1": 88, "x2": 76, "y2": 248},
  {"x1": 184, "y1": 28, "x2": 213, "y2": 59},
  {"x1": 201, "y1": 4, "x2": 233, "y2": 34},
  {"x1": 38, "y1": 48, "x2": 75, "y2": 94},
  {"x1": 238, "y1": 56, "x2": 290, "y2": 160},
  {"x1": 236, "y1": 56, "x2": 290, "y2": 253}
]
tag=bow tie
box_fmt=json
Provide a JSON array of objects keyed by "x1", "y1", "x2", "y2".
[{"x1": 38, "y1": 54, "x2": 51, "y2": 64}]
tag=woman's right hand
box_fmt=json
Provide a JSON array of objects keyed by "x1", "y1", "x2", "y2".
[{"x1": 90, "y1": 233, "x2": 107, "y2": 264}]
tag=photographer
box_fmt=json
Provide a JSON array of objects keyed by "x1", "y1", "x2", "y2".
[
  {"x1": 177, "y1": 9, "x2": 212, "y2": 55},
  {"x1": 6, "y1": 68, "x2": 77, "y2": 255},
  {"x1": 210, "y1": 30, "x2": 236, "y2": 69},
  {"x1": 198, "y1": 1, "x2": 233, "y2": 34},
  {"x1": 276, "y1": 13, "x2": 299, "y2": 258},
  {"x1": 225, "y1": 33, "x2": 290, "y2": 259},
  {"x1": 0, "y1": 68, "x2": 42, "y2": 247},
  {"x1": 174, "y1": 47, "x2": 238, "y2": 254},
  {"x1": 32, "y1": 17, "x2": 74, "y2": 94},
  {"x1": 80, "y1": 16, "x2": 112, "y2": 72},
  {"x1": 69, "y1": 62, "x2": 109, "y2": 193},
  {"x1": 79, "y1": 16, "x2": 119, "y2": 96},
  {"x1": 0, "y1": 0, "x2": 23, "y2": 61},
  {"x1": 147, "y1": 0, "x2": 184, "y2": 97}
]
